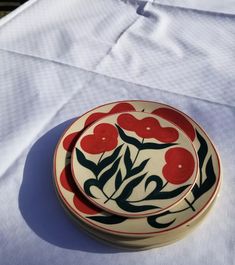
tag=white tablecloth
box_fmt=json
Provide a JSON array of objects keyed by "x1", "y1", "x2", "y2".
[{"x1": 0, "y1": 1, "x2": 234, "y2": 264}]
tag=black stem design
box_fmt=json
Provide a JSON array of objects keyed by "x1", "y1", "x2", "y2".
[
  {"x1": 100, "y1": 191, "x2": 109, "y2": 200},
  {"x1": 161, "y1": 181, "x2": 168, "y2": 190},
  {"x1": 131, "y1": 138, "x2": 144, "y2": 166},
  {"x1": 104, "y1": 191, "x2": 116, "y2": 203},
  {"x1": 97, "y1": 151, "x2": 110, "y2": 199},
  {"x1": 184, "y1": 198, "x2": 196, "y2": 212},
  {"x1": 98, "y1": 152, "x2": 105, "y2": 165},
  {"x1": 104, "y1": 138, "x2": 145, "y2": 204}
]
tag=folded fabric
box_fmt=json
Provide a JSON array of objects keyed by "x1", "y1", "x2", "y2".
[
  {"x1": 156, "y1": 0, "x2": 235, "y2": 15},
  {"x1": 0, "y1": 1, "x2": 234, "y2": 265}
]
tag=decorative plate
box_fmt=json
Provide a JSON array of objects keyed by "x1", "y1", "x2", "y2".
[
  {"x1": 71, "y1": 111, "x2": 199, "y2": 217},
  {"x1": 53, "y1": 101, "x2": 221, "y2": 237},
  {"x1": 56, "y1": 183, "x2": 216, "y2": 249}
]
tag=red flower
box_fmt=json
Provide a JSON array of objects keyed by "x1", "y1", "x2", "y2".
[
  {"x1": 63, "y1": 132, "x2": 82, "y2": 152},
  {"x1": 85, "y1": 103, "x2": 135, "y2": 127},
  {"x1": 63, "y1": 103, "x2": 135, "y2": 152},
  {"x1": 135, "y1": 117, "x2": 161, "y2": 139},
  {"x1": 60, "y1": 164, "x2": 78, "y2": 192},
  {"x1": 117, "y1": 113, "x2": 179, "y2": 143},
  {"x1": 73, "y1": 192, "x2": 101, "y2": 215},
  {"x1": 116, "y1": 113, "x2": 137, "y2": 131},
  {"x1": 163, "y1": 147, "x2": 195, "y2": 185},
  {"x1": 81, "y1": 123, "x2": 118, "y2": 154},
  {"x1": 60, "y1": 165, "x2": 101, "y2": 215},
  {"x1": 152, "y1": 108, "x2": 195, "y2": 141}
]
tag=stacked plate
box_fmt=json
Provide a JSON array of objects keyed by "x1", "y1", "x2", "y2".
[{"x1": 53, "y1": 100, "x2": 221, "y2": 250}]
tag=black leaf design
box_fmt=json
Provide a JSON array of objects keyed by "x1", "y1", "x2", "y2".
[
  {"x1": 99, "y1": 157, "x2": 121, "y2": 188},
  {"x1": 147, "y1": 211, "x2": 176, "y2": 228},
  {"x1": 87, "y1": 215, "x2": 127, "y2": 224},
  {"x1": 144, "y1": 184, "x2": 190, "y2": 200},
  {"x1": 98, "y1": 145, "x2": 123, "y2": 175},
  {"x1": 117, "y1": 125, "x2": 176, "y2": 150},
  {"x1": 196, "y1": 130, "x2": 208, "y2": 169},
  {"x1": 191, "y1": 130, "x2": 216, "y2": 203},
  {"x1": 196, "y1": 130, "x2": 208, "y2": 185},
  {"x1": 83, "y1": 179, "x2": 102, "y2": 199},
  {"x1": 145, "y1": 175, "x2": 163, "y2": 194},
  {"x1": 128, "y1": 159, "x2": 150, "y2": 179},
  {"x1": 192, "y1": 156, "x2": 216, "y2": 202},
  {"x1": 115, "y1": 170, "x2": 123, "y2": 190},
  {"x1": 124, "y1": 146, "x2": 132, "y2": 176},
  {"x1": 117, "y1": 125, "x2": 142, "y2": 149},
  {"x1": 116, "y1": 200, "x2": 159, "y2": 213},
  {"x1": 75, "y1": 148, "x2": 98, "y2": 176},
  {"x1": 141, "y1": 142, "x2": 177, "y2": 150},
  {"x1": 117, "y1": 173, "x2": 147, "y2": 201}
]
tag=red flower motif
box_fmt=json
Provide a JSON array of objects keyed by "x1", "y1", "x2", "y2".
[
  {"x1": 60, "y1": 164, "x2": 78, "y2": 192},
  {"x1": 63, "y1": 103, "x2": 135, "y2": 152},
  {"x1": 63, "y1": 132, "x2": 82, "y2": 152},
  {"x1": 60, "y1": 165, "x2": 101, "y2": 215},
  {"x1": 81, "y1": 123, "x2": 118, "y2": 154},
  {"x1": 152, "y1": 108, "x2": 195, "y2": 141},
  {"x1": 163, "y1": 147, "x2": 195, "y2": 185},
  {"x1": 117, "y1": 113, "x2": 179, "y2": 143},
  {"x1": 84, "y1": 103, "x2": 135, "y2": 127},
  {"x1": 116, "y1": 113, "x2": 137, "y2": 131},
  {"x1": 73, "y1": 192, "x2": 101, "y2": 215}
]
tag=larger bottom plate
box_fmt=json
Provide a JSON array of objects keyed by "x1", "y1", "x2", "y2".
[
  {"x1": 55, "y1": 182, "x2": 217, "y2": 249},
  {"x1": 53, "y1": 100, "x2": 221, "y2": 237}
]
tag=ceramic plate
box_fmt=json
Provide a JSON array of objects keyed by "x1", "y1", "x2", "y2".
[
  {"x1": 55, "y1": 181, "x2": 217, "y2": 249},
  {"x1": 53, "y1": 101, "x2": 221, "y2": 237},
  {"x1": 71, "y1": 111, "x2": 199, "y2": 217},
  {"x1": 73, "y1": 198, "x2": 216, "y2": 249}
]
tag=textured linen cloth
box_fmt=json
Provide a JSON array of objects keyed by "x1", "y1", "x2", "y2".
[
  {"x1": 0, "y1": 1, "x2": 234, "y2": 265},
  {"x1": 155, "y1": 0, "x2": 235, "y2": 14}
]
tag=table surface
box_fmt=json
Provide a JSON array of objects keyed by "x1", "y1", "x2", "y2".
[{"x1": 0, "y1": 1, "x2": 235, "y2": 265}]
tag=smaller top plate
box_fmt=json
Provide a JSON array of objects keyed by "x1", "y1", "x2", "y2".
[{"x1": 71, "y1": 111, "x2": 199, "y2": 218}]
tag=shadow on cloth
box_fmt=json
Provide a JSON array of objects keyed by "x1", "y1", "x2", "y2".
[{"x1": 18, "y1": 119, "x2": 122, "y2": 253}]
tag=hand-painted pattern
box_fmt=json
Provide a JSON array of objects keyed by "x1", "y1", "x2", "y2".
[
  {"x1": 75, "y1": 113, "x2": 196, "y2": 214},
  {"x1": 55, "y1": 101, "x2": 220, "y2": 235},
  {"x1": 147, "y1": 130, "x2": 216, "y2": 228}
]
